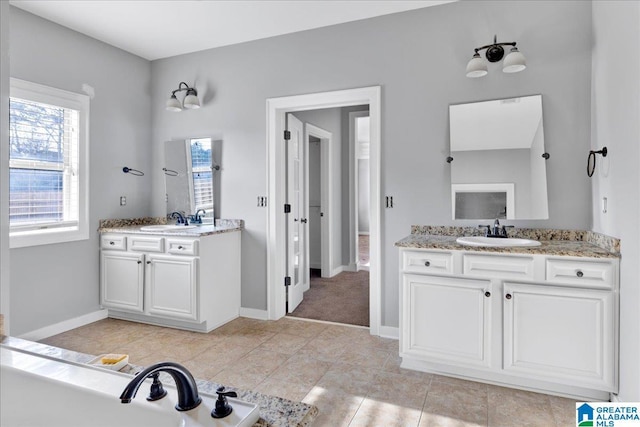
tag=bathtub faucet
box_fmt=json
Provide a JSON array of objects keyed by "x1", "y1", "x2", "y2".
[{"x1": 119, "y1": 362, "x2": 202, "y2": 411}]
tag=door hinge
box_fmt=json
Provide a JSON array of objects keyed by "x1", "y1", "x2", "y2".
[
  {"x1": 284, "y1": 130, "x2": 291, "y2": 140},
  {"x1": 284, "y1": 203, "x2": 291, "y2": 213},
  {"x1": 284, "y1": 276, "x2": 291, "y2": 287}
]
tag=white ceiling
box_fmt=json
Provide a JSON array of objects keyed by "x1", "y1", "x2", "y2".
[{"x1": 10, "y1": 1, "x2": 456, "y2": 61}]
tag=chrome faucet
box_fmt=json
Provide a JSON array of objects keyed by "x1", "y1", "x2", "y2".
[
  {"x1": 170, "y1": 211, "x2": 189, "y2": 225},
  {"x1": 119, "y1": 362, "x2": 201, "y2": 411}
]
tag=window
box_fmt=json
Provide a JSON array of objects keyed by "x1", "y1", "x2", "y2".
[
  {"x1": 9, "y1": 78, "x2": 89, "y2": 248},
  {"x1": 188, "y1": 138, "x2": 213, "y2": 212}
]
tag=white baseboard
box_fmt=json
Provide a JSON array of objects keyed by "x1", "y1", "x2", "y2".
[
  {"x1": 358, "y1": 231, "x2": 370, "y2": 236},
  {"x1": 379, "y1": 325, "x2": 399, "y2": 340},
  {"x1": 19, "y1": 309, "x2": 108, "y2": 341},
  {"x1": 239, "y1": 307, "x2": 269, "y2": 320}
]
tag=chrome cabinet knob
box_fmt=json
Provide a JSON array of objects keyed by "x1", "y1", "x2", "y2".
[
  {"x1": 424, "y1": 261, "x2": 431, "y2": 267},
  {"x1": 576, "y1": 270, "x2": 584, "y2": 278},
  {"x1": 485, "y1": 291, "x2": 491, "y2": 298},
  {"x1": 109, "y1": 241, "x2": 115, "y2": 245},
  {"x1": 505, "y1": 293, "x2": 512, "y2": 300}
]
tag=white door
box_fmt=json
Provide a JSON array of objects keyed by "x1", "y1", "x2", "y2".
[
  {"x1": 503, "y1": 282, "x2": 615, "y2": 390},
  {"x1": 286, "y1": 114, "x2": 306, "y2": 312},
  {"x1": 100, "y1": 251, "x2": 144, "y2": 313},
  {"x1": 401, "y1": 273, "x2": 492, "y2": 368},
  {"x1": 146, "y1": 254, "x2": 198, "y2": 321}
]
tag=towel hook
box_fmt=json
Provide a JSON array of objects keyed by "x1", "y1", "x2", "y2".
[{"x1": 122, "y1": 167, "x2": 144, "y2": 177}]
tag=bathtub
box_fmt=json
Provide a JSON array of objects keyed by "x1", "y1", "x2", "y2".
[{"x1": 0, "y1": 346, "x2": 260, "y2": 427}]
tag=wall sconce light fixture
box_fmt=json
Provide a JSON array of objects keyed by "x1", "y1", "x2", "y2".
[
  {"x1": 166, "y1": 82, "x2": 200, "y2": 111},
  {"x1": 466, "y1": 35, "x2": 526, "y2": 78}
]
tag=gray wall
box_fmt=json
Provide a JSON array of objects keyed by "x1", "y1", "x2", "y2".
[
  {"x1": 150, "y1": 1, "x2": 593, "y2": 325},
  {"x1": 591, "y1": 0, "x2": 640, "y2": 401},
  {"x1": 8, "y1": 8, "x2": 152, "y2": 335},
  {"x1": 0, "y1": 0, "x2": 10, "y2": 332}
]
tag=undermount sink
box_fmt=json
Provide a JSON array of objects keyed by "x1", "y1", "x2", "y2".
[
  {"x1": 140, "y1": 224, "x2": 198, "y2": 232},
  {"x1": 456, "y1": 236, "x2": 542, "y2": 247}
]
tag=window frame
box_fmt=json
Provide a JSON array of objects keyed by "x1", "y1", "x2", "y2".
[{"x1": 9, "y1": 78, "x2": 90, "y2": 248}]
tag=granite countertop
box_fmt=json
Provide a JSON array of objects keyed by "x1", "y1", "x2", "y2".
[
  {"x1": 98, "y1": 217, "x2": 244, "y2": 237},
  {"x1": 396, "y1": 226, "x2": 620, "y2": 259},
  {"x1": 0, "y1": 336, "x2": 318, "y2": 427}
]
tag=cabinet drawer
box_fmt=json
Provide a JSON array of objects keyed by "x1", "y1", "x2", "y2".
[
  {"x1": 101, "y1": 235, "x2": 126, "y2": 251},
  {"x1": 129, "y1": 236, "x2": 164, "y2": 252},
  {"x1": 402, "y1": 250, "x2": 453, "y2": 274},
  {"x1": 166, "y1": 238, "x2": 199, "y2": 256},
  {"x1": 463, "y1": 254, "x2": 534, "y2": 279},
  {"x1": 546, "y1": 259, "x2": 615, "y2": 289}
]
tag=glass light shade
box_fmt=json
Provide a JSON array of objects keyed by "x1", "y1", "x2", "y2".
[
  {"x1": 183, "y1": 92, "x2": 200, "y2": 110},
  {"x1": 166, "y1": 95, "x2": 182, "y2": 112},
  {"x1": 466, "y1": 53, "x2": 488, "y2": 78},
  {"x1": 503, "y1": 48, "x2": 526, "y2": 73}
]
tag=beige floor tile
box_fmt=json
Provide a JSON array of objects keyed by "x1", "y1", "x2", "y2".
[
  {"x1": 229, "y1": 348, "x2": 290, "y2": 377},
  {"x1": 350, "y1": 398, "x2": 422, "y2": 427},
  {"x1": 548, "y1": 396, "x2": 579, "y2": 427},
  {"x1": 212, "y1": 328, "x2": 276, "y2": 349},
  {"x1": 257, "y1": 332, "x2": 311, "y2": 354},
  {"x1": 339, "y1": 346, "x2": 391, "y2": 369},
  {"x1": 368, "y1": 371, "x2": 430, "y2": 409},
  {"x1": 431, "y1": 375, "x2": 488, "y2": 392},
  {"x1": 268, "y1": 354, "x2": 332, "y2": 388},
  {"x1": 421, "y1": 381, "x2": 488, "y2": 426},
  {"x1": 181, "y1": 343, "x2": 253, "y2": 380},
  {"x1": 254, "y1": 377, "x2": 313, "y2": 402},
  {"x1": 303, "y1": 387, "x2": 364, "y2": 427},
  {"x1": 383, "y1": 355, "x2": 432, "y2": 379},
  {"x1": 487, "y1": 385, "x2": 554, "y2": 427},
  {"x1": 296, "y1": 335, "x2": 349, "y2": 361},
  {"x1": 316, "y1": 362, "x2": 379, "y2": 397}
]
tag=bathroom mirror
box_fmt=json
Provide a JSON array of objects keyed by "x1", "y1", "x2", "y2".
[
  {"x1": 163, "y1": 137, "x2": 219, "y2": 223},
  {"x1": 449, "y1": 95, "x2": 548, "y2": 220}
]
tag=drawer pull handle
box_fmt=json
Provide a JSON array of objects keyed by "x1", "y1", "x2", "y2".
[
  {"x1": 424, "y1": 261, "x2": 431, "y2": 267},
  {"x1": 484, "y1": 291, "x2": 491, "y2": 298},
  {"x1": 109, "y1": 241, "x2": 115, "y2": 245},
  {"x1": 178, "y1": 245, "x2": 184, "y2": 250},
  {"x1": 137, "y1": 260, "x2": 142, "y2": 264},
  {"x1": 576, "y1": 270, "x2": 584, "y2": 278},
  {"x1": 505, "y1": 293, "x2": 512, "y2": 300},
  {"x1": 146, "y1": 261, "x2": 151, "y2": 265}
]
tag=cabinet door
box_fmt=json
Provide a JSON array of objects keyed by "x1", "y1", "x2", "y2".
[
  {"x1": 100, "y1": 251, "x2": 144, "y2": 313},
  {"x1": 146, "y1": 255, "x2": 198, "y2": 321},
  {"x1": 402, "y1": 274, "x2": 492, "y2": 367},
  {"x1": 503, "y1": 283, "x2": 615, "y2": 391}
]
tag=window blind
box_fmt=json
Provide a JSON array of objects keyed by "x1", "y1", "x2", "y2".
[{"x1": 9, "y1": 97, "x2": 80, "y2": 231}]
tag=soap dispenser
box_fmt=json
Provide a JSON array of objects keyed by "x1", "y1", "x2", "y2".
[{"x1": 211, "y1": 386, "x2": 238, "y2": 418}]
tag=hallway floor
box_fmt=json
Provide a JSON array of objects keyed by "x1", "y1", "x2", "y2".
[{"x1": 41, "y1": 317, "x2": 578, "y2": 426}]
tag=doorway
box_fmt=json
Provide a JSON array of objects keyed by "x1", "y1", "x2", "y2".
[{"x1": 266, "y1": 86, "x2": 381, "y2": 336}]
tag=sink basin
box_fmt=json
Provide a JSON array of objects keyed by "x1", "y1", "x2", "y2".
[
  {"x1": 140, "y1": 224, "x2": 197, "y2": 232},
  {"x1": 456, "y1": 236, "x2": 541, "y2": 247}
]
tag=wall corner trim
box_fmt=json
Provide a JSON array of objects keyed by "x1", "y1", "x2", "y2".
[
  {"x1": 239, "y1": 307, "x2": 269, "y2": 320},
  {"x1": 379, "y1": 325, "x2": 399, "y2": 340}
]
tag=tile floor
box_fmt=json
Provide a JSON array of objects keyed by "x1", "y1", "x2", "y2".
[{"x1": 41, "y1": 317, "x2": 578, "y2": 427}]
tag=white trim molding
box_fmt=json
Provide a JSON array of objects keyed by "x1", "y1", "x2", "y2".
[
  {"x1": 379, "y1": 326, "x2": 400, "y2": 340},
  {"x1": 266, "y1": 86, "x2": 382, "y2": 336},
  {"x1": 239, "y1": 307, "x2": 269, "y2": 320},
  {"x1": 18, "y1": 309, "x2": 107, "y2": 341}
]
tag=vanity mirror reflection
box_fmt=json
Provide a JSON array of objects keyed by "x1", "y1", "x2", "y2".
[
  {"x1": 449, "y1": 95, "x2": 549, "y2": 220},
  {"x1": 163, "y1": 137, "x2": 219, "y2": 223}
]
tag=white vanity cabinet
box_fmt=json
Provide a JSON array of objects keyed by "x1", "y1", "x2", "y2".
[
  {"x1": 100, "y1": 230, "x2": 241, "y2": 332},
  {"x1": 399, "y1": 248, "x2": 619, "y2": 400}
]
